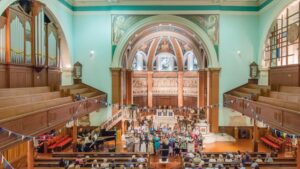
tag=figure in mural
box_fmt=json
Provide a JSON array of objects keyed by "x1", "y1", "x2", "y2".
[{"x1": 113, "y1": 15, "x2": 126, "y2": 44}]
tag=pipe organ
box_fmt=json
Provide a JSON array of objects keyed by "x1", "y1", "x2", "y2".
[
  {"x1": 0, "y1": 2, "x2": 61, "y2": 88},
  {"x1": 0, "y1": 3, "x2": 60, "y2": 67},
  {"x1": 48, "y1": 23, "x2": 59, "y2": 67},
  {"x1": 34, "y1": 8, "x2": 46, "y2": 66},
  {"x1": 10, "y1": 10, "x2": 25, "y2": 64},
  {"x1": 0, "y1": 17, "x2": 6, "y2": 63},
  {"x1": 25, "y1": 20, "x2": 31, "y2": 64}
]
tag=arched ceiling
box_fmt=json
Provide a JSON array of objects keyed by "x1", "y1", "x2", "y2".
[{"x1": 123, "y1": 23, "x2": 208, "y2": 70}]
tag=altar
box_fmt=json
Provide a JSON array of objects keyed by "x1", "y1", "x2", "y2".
[
  {"x1": 153, "y1": 109, "x2": 177, "y2": 130},
  {"x1": 194, "y1": 120, "x2": 210, "y2": 135}
]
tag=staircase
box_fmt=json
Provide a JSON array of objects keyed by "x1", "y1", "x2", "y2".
[{"x1": 101, "y1": 109, "x2": 124, "y2": 130}]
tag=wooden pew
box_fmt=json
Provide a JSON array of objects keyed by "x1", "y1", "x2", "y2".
[
  {"x1": 52, "y1": 152, "x2": 148, "y2": 158},
  {"x1": 269, "y1": 91, "x2": 300, "y2": 103},
  {"x1": 280, "y1": 86, "x2": 300, "y2": 94},
  {"x1": 230, "y1": 91, "x2": 250, "y2": 98},
  {"x1": 0, "y1": 91, "x2": 61, "y2": 108},
  {"x1": 68, "y1": 88, "x2": 91, "y2": 95},
  {"x1": 35, "y1": 152, "x2": 149, "y2": 168},
  {"x1": 59, "y1": 84, "x2": 85, "y2": 90},
  {"x1": 0, "y1": 86, "x2": 50, "y2": 97},
  {"x1": 183, "y1": 161, "x2": 297, "y2": 167},
  {"x1": 247, "y1": 84, "x2": 271, "y2": 96},
  {"x1": 0, "y1": 97, "x2": 73, "y2": 120},
  {"x1": 81, "y1": 92, "x2": 99, "y2": 98},
  {"x1": 258, "y1": 96, "x2": 300, "y2": 111},
  {"x1": 238, "y1": 87, "x2": 261, "y2": 95}
]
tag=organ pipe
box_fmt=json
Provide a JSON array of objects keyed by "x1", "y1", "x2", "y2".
[{"x1": 1, "y1": 4, "x2": 60, "y2": 67}]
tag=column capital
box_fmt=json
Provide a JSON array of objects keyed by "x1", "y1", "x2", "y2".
[
  {"x1": 207, "y1": 67, "x2": 221, "y2": 72},
  {"x1": 110, "y1": 67, "x2": 122, "y2": 71}
]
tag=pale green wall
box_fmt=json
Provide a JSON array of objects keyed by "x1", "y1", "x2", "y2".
[
  {"x1": 73, "y1": 14, "x2": 113, "y2": 125},
  {"x1": 218, "y1": 14, "x2": 259, "y2": 125}
]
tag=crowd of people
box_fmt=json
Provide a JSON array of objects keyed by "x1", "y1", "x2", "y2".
[
  {"x1": 59, "y1": 155, "x2": 147, "y2": 169},
  {"x1": 183, "y1": 151, "x2": 275, "y2": 169},
  {"x1": 125, "y1": 117, "x2": 205, "y2": 162}
]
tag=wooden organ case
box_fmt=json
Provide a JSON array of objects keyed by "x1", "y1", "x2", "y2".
[{"x1": 0, "y1": 1, "x2": 61, "y2": 89}]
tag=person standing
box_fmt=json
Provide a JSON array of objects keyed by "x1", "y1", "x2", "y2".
[
  {"x1": 153, "y1": 134, "x2": 161, "y2": 155},
  {"x1": 148, "y1": 134, "x2": 154, "y2": 155},
  {"x1": 140, "y1": 134, "x2": 147, "y2": 153}
]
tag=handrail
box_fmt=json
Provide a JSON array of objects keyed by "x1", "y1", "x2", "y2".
[{"x1": 101, "y1": 109, "x2": 123, "y2": 130}]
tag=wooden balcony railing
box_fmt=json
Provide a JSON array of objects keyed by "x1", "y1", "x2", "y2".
[
  {"x1": 0, "y1": 94, "x2": 106, "y2": 151},
  {"x1": 224, "y1": 94, "x2": 300, "y2": 134}
]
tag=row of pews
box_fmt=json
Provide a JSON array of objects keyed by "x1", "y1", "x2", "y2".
[
  {"x1": 34, "y1": 152, "x2": 149, "y2": 169},
  {"x1": 224, "y1": 84, "x2": 300, "y2": 143},
  {"x1": 0, "y1": 84, "x2": 106, "y2": 151},
  {"x1": 182, "y1": 152, "x2": 296, "y2": 168}
]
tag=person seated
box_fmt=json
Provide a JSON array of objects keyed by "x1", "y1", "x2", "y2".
[
  {"x1": 251, "y1": 159, "x2": 259, "y2": 169},
  {"x1": 209, "y1": 154, "x2": 217, "y2": 163},
  {"x1": 138, "y1": 164, "x2": 144, "y2": 169},
  {"x1": 91, "y1": 159, "x2": 99, "y2": 169},
  {"x1": 217, "y1": 154, "x2": 224, "y2": 163},
  {"x1": 206, "y1": 163, "x2": 215, "y2": 169},
  {"x1": 239, "y1": 163, "x2": 246, "y2": 169},
  {"x1": 215, "y1": 163, "x2": 224, "y2": 168},
  {"x1": 255, "y1": 155, "x2": 263, "y2": 163},
  {"x1": 235, "y1": 150, "x2": 242, "y2": 159},
  {"x1": 75, "y1": 164, "x2": 81, "y2": 169},
  {"x1": 100, "y1": 158, "x2": 110, "y2": 169},
  {"x1": 264, "y1": 153, "x2": 273, "y2": 163},
  {"x1": 137, "y1": 155, "x2": 146, "y2": 163},
  {"x1": 75, "y1": 156, "x2": 83, "y2": 166},
  {"x1": 245, "y1": 151, "x2": 251, "y2": 162},
  {"x1": 192, "y1": 154, "x2": 204, "y2": 166},
  {"x1": 75, "y1": 93, "x2": 81, "y2": 101},
  {"x1": 186, "y1": 150, "x2": 195, "y2": 159},
  {"x1": 225, "y1": 155, "x2": 233, "y2": 162}
]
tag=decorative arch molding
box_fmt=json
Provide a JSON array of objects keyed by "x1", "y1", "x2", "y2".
[
  {"x1": 111, "y1": 15, "x2": 220, "y2": 69},
  {"x1": 0, "y1": 0, "x2": 72, "y2": 67},
  {"x1": 111, "y1": 15, "x2": 221, "y2": 133}
]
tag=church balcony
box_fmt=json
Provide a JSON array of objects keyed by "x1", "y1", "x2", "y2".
[
  {"x1": 224, "y1": 93, "x2": 300, "y2": 135},
  {"x1": 0, "y1": 86, "x2": 107, "y2": 152}
]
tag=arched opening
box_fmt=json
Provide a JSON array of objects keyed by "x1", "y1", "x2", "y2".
[
  {"x1": 262, "y1": 0, "x2": 300, "y2": 87},
  {"x1": 111, "y1": 15, "x2": 220, "y2": 133}
]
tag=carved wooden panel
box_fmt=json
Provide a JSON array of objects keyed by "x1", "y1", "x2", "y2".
[
  {"x1": 183, "y1": 78, "x2": 198, "y2": 97},
  {"x1": 152, "y1": 78, "x2": 178, "y2": 96},
  {"x1": 132, "y1": 78, "x2": 147, "y2": 96},
  {"x1": 269, "y1": 65, "x2": 300, "y2": 87}
]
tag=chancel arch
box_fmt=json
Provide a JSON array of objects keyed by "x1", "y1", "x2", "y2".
[{"x1": 111, "y1": 15, "x2": 220, "y2": 133}]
